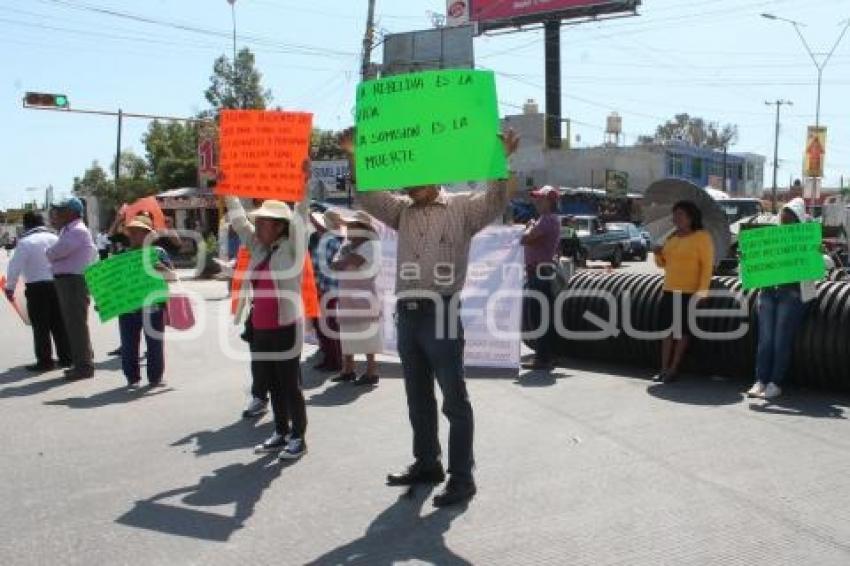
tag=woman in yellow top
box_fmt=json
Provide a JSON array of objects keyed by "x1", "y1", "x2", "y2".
[{"x1": 652, "y1": 200, "x2": 714, "y2": 382}]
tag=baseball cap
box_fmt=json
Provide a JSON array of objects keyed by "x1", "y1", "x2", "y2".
[{"x1": 54, "y1": 197, "x2": 84, "y2": 215}]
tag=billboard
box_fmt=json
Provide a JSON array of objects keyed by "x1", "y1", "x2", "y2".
[
  {"x1": 468, "y1": 0, "x2": 640, "y2": 31},
  {"x1": 382, "y1": 26, "x2": 474, "y2": 76},
  {"x1": 803, "y1": 126, "x2": 826, "y2": 178}
]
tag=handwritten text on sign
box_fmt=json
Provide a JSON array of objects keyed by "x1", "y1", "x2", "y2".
[
  {"x1": 84, "y1": 248, "x2": 168, "y2": 322},
  {"x1": 217, "y1": 110, "x2": 313, "y2": 201},
  {"x1": 739, "y1": 223, "x2": 824, "y2": 290},
  {"x1": 355, "y1": 69, "x2": 507, "y2": 191}
]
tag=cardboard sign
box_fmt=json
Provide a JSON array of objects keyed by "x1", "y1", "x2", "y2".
[
  {"x1": 229, "y1": 246, "x2": 320, "y2": 320},
  {"x1": 739, "y1": 223, "x2": 825, "y2": 290},
  {"x1": 216, "y1": 110, "x2": 313, "y2": 201},
  {"x1": 354, "y1": 69, "x2": 507, "y2": 191},
  {"x1": 84, "y1": 248, "x2": 168, "y2": 322},
  {"x1": 123, "y1": 197, "x2": 166, "y2": 230}
]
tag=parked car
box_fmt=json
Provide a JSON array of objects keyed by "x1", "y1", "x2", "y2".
[
  {"x1": 561, "y1": 215, "x2": 630, "y2": 267},
  {"x1": 606, "y1": 222, "x2": 648, "y2": 261}
]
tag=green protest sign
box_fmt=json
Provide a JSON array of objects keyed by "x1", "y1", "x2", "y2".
[
  {"x1": 84, "y1": 248, "x2": 168, "y2": 322},
  {"x1": 354, "y1": 69, "x2": 507, "y2": 191},
  {"x1": 739, "y1": 223, "x2": 824, "y2": 290}
]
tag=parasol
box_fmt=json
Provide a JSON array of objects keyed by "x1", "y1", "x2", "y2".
[{"x1": 642, "y1": 179, "x2": 731, "y2": 267}]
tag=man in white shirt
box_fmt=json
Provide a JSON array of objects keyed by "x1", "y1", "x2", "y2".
[
  {"x1": 96, "y1": 229, "x2": 112, "y2": 261},
  {"x1": 4, "y1": 212, "x2": 72, "y2": 372}
]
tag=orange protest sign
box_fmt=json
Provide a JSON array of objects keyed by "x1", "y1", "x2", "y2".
[
  {"x1": 0, "y1": 275, "x2": 30, "y2": 325},
  {"x1": 301, "y1": 255, "x2": 320, "y2": 319},
  {"x1": 229, "y1": 246, "x2": 320, "y2": 320},
  {"x1": 216, "y1": 110, "x2": 313, "y2": 201},
  {"x1": 123, "y1": 197, "x2": 166, "y2": 230}
]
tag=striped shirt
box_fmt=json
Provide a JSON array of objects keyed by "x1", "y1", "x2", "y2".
[{"x1": 357, "y1": 183, "x2": 510, "y2": 295}]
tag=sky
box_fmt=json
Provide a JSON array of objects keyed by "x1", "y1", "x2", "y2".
[{"x1": 2, "y1": 0, "x2": 849, "y2": 209}]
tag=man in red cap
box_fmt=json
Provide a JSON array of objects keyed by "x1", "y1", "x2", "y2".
[{"x1": 520, "y1": 186, "x2": 562, "y2": 370}]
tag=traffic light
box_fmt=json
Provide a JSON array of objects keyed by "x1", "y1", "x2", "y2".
[{"x1": 23, "y1": 92, "x2": 69, "y2": 109}]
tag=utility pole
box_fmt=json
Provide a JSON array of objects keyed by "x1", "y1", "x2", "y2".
[
  {"x1": 766, "y1": 100, "x2": 792, "y2": 213},
  {"x1": 115, "y1": 109, "x2": 123, "y2": 186},
  {"x1": 544, "y1": 20, "x2": 562, "y2": 149},
  {"x1": 361, "y1": 0, "x2": 377, "y2": 80},
  {"x1": 228, "y1": 0, "x2": 238, "y2": 106}
]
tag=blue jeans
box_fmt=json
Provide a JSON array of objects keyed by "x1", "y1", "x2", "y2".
[
  {"x1": 118, "y1": 308, "x2": 165, "y2": 385},
  {"x1": 755, "y1": 288, "x2": 808, "y2": 386},
  {"x1": 396, "y1": 296, "x2": 474, "y2": 482}
]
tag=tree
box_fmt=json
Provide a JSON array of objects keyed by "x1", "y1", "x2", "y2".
[
  {"x1": 72, "y1": 153, "x2": 156, "y2": 212},
  {"x1": 143, "y1": 120, "x2": 199, "y2": 190},
  {"x1": 204, "y1": 47, "x2": 272, "y2": 113},
  {"x1": 638, "y1": 113, "x2": 738, "y2": 150},
  {"x1": 311, "y1": 128, "x2": 347, "y2": 160},
  {"x1": 73, "y1": 161, "x2": 111, "y2": 197}
]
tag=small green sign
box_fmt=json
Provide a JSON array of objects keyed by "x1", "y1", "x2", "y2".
[
  {"x1": 84, "y1": 248, "x2": 168, "y2": 322},
  {"x1": 739, "y1": 223, "x2": 824, "y2": 290},
  {"x1": 354, "y1": 69, "x2": 507, "y2": 191}
]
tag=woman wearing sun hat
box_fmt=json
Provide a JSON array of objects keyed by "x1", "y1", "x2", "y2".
[
  {"x1": 119, "y1": 215, "x2": 177, "y2": 390},
  {"x1": 225, "y1": 190, "x2": 311, "y2": 461},
  {"x1": 327, "y1": 209, "x2": 383, "y2": 386}
]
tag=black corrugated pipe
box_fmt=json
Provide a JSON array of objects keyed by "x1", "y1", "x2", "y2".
[{"x1": 551, "y1": 273, "x2": 849, "y2": 391}]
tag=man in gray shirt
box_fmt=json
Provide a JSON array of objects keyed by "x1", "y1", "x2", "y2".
[{"x1": 341, "y1": 128, "x2": 519, "y2": 507}]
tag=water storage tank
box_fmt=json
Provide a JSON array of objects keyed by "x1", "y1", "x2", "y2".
[
  {"x1": 523, "y1": 99, "x2": 539, "y2": 115},
  {"x1": 606, "y1": 112, "x2": 622, "y2": 135}
]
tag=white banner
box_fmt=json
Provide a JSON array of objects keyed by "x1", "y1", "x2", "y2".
[{"x1": 375, "y1": 223, "x2": 524, "y2": 369}]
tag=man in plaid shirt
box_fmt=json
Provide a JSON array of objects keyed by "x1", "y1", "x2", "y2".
[{"x1": 309, "y1": 211, "x2": 343, "y2": 372}]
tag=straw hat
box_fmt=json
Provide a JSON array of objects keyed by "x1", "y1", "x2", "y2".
[
  {"x1": 248, "y1": 200, "x2": 293, "y2": 222},
  {"x1": 335, "y1": 210, "x2": 375, "y2": 230},
  {"x1": 125, "y1": 215, "x2": 154, "y2": 233}
]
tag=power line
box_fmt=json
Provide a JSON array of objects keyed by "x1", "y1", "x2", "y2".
[{"x1": 34, "y1": 0, "x2": 357, "y2": 59}]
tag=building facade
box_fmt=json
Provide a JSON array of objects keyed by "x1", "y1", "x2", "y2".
[{"x1": 504, "y1": 110, "x2": 765, "y2": 197}]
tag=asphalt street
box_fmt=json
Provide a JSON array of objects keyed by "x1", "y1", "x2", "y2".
[{"x1": 2, "y1": 256, "x2": 850, "y2": 565}]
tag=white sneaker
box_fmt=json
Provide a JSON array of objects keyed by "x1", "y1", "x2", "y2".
[
  {"x1": 763, "y1": 383, "x2": 782, "y2": 399},
  {"x1": 254, "y1": 432, "x2": 287, "y2": 453},
  {"x1": 746, "y1": 382, "x2": 766, "y2": 398},
  {"x1": 242, "y1": 397, "x2": 268, "y2": 418}
]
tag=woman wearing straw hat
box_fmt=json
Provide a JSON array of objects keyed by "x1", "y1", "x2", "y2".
[
  {"x1": 119, "y1": 215, "x2": 177, "y2": 390},
  {"x1": 327, "y1": 210, "x2": 383, "y2": 386},
  {"x1": 225, "y1": 192, "x2": 310, "y2": 461}
]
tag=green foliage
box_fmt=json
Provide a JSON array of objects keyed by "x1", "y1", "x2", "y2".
[
  {"x1": 73, "y1": 153, "x2": 156, "y2": 211},
  {"x1": 311, "y1": 128, "x2": 346, "y2": 160},
  {"x1": 204, "y1": 47, "x2": 272, "y2": 113},
  {"x1": 638, "y1": 113, "x2": 738, "y2": 150},
  {"x1": 143, "y1": 120, "x2": 199, "y2": 190}
]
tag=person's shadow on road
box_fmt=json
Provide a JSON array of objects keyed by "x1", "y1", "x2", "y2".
[
  {"x1": 115, "y1": 454, "x2": 284, "y2": 542},
  {"x1": 44, "y1": 386, "x2": 172, "y2": 409},
  {"x1": 307, "y1": 382, "x2": 375, "y2": 407},
  {"x1": 0, "y1": 376, "x2": 67, "y2": 398},
  {"x1": 171, "y1": 418, "x2": 275, "y2": 456},
  {"x1": 305, "y1": 486, "x2": 471, "y2": 565}
]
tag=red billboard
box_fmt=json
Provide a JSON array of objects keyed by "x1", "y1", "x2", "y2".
[{"x1": 470, "y1": 0, "x2": 639, "y2": 29}]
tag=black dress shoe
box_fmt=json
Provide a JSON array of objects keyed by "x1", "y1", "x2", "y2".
[
  {"x1": 26, "y1": 362, "x2": 55, "y2": 372},
  {"x1": 353, "y1": 374, "x2": 379, "y2": 386},
  {"x1": 64, "y1": 367, "x2": 95, "y2": 380},
  {"x1": 386, "y1": 462, "x2": 446, "y2": 486},
  {"x1": 107, "y1": 347, "x2": 121, "y2": 357},
  {"x1": 433, "y1": 478, "x2": 477, "y2": 508},
  {"x1": 331, "y1": 372, "x2": 357, "y2": 383}
]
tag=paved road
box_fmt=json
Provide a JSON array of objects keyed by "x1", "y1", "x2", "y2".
[{"x1": 2, "y1": 265, "x2": 850, "y2": 565}]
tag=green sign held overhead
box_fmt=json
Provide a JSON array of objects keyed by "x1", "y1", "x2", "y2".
[
  {"x1": 739, "y1": 223, "x2": 825, "y2": 290},
  {"x1": 354, "y1": 69, "x2": 507, "y2": 191},
  {"x1": 84, "y1": 248, "x2": 168, "y2": 322}
]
